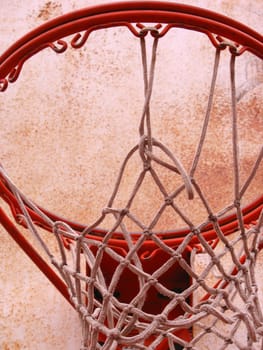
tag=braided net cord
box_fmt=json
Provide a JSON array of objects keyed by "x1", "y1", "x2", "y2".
[{"x1": 0, "y1": 25, "x2": 263, "y2": 350}]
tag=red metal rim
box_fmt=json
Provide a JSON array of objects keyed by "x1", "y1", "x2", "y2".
[
  {"x1": 0, "y1": 1, "x2": 263, "y2": 82},
  {"x1": 0, "y1": 1, "x2": 262, "y2": 249}
]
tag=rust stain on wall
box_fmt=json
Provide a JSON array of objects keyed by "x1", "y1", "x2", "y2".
[
  {"x1": 37, "y1": 1, "x2": 62, "y2": 21},
  {"x1": 2, "y1": 342, "x2": 21, "y2": 350}
]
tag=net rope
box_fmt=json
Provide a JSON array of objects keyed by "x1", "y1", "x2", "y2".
[{"x1": 0, "y1": 25, "x2": 263, "y2": 350}]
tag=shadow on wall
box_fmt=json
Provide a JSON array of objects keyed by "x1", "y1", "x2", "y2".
[{"x1": 237, "y1": 58, "x2": 263, "y2": 101}]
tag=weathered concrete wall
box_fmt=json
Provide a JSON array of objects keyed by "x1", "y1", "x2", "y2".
[{"x1": 0, "y1": 1, "x2": 262, "y2": 349}]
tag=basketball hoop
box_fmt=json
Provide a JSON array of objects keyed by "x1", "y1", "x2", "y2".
[{"x1": 0, "y1": 2, "x2": 262, "y2": 349}]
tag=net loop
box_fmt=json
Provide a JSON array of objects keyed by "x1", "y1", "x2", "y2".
[
  {"x1": 0, "y1": 78, "x2": 8, "y2": 91},
  {"x1": 137, "y1": 23, "x2": 162, "y2": 38},
  {"x1": 48, "y1": 39, "x2": 68, "y2": 53},
  {"x1": 71, "y1": 30, "x2": 92, "y2": 49},
  {"x1": 8, "y1": 65, "x2": 23, "y2": 83},
  {"x1": 216, "y1": 35, "x2": 245, "y2": 56}
]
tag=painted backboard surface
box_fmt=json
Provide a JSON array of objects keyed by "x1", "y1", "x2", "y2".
[{"x1": 0, "y1": 1, "x2": 262, "y2": 349}]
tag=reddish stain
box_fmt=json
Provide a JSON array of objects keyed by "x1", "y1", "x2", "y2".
[{"x1": 37, "y1": 1, "x2": 62, "y2": 21}]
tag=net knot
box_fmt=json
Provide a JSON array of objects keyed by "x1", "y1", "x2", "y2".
[
  {"x1": 120, "y1": 208, "x2": 129, "y2": 217},
  {"x1": 143, "y1": 229, "x2": 153, "y2": 237},
  {"x1": 173, "y1": 252, "x2": 182, "y2": 261},
  {"x1": 211, "y1": 255, "x2": 220, "y2": 265},
  {"x1": 208, "y1": 214, "x2": 217, "y2": 222},
  {"x1": 204, "y1": 326, "x2": 212, "y2": 333},
  {"x1": 147, "y1": 277, "x2": 158, "y2": 286},
  {"x1": 165, "y1": 196, "x2": 173, "y2": 206},
  {"x1": 196, "y1": 277, "x2": 205, "y2": 286},
  {"x1": 89, "y1": 277, "x2": 96, "y2": 285},
  {"x1": 192, "y1": 228, "x2": 201, "y2": 236},
  {"x1": 175, "y1": 295, "x2": 185, "y2": 303},
  {"x1": 103, "y1": 291, "x2": 113, "y2": 302},
  {"x1": 123, "y1": 304, "x2": 134, "y2": 315},
  {"x1": 76, "y1": 234, "x2": 84, "y2": 243},
  {"x1": 234, "y1": 199, "x2": 241, "y2": 208},
  {"x1": 102, "y1": 207, "x2": 111, "y2": 215},
  {"x1": 155, "y1": 314, "x2": 167, "y2": 325},
  {"x1": 224, "y1": 241, "x2": 233, "y2": 250},
  {"x1": 98, "y1": 243, "x2": 107, "y2": 251},
  {"x1": 120, "y1": 259, "x2": 130, "y2": 268},
  {"x1": 240, "y1": 263, "x2": 248, "y2": 274},
  {"x1": 200, "y1": 304, "x2": 212, "y2": 314},
  {"x1": 143, "y1": 161, "x2": 151, "y2": 171},
  {"x1": 139, "y1": 137, "x2": 152, "y2": 170},
  {"x1": 235, "y1": 311, "x2": 247, "y2": 321},
  {"x1": 109, "y1": 328, "x2": 121, "y2": 340},
  {"x1": 224, "y1": 338, "x2": 233, "y2": 345}
]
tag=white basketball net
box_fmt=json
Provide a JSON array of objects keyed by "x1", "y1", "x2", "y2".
[{"x1": 1, "y1": 22, "x2": 263, "y2": 350}]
